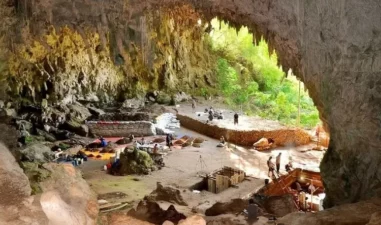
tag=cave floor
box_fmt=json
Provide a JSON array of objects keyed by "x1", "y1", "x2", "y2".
[{"x1": 80, "y1": 126, "x2": 324, "y2": 220}]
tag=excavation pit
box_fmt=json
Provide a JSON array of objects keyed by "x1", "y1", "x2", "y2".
[{"x1": 197, "y1": 166, "x2": 246, "y2": 194}]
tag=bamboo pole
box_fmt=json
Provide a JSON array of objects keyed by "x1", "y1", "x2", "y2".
[{"x1": 298, "y1": 80, "x2": 301, "y2": 127}]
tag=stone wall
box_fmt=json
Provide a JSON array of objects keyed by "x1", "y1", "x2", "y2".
[
  {"x1": 177, "y1": 114, "x2": 311, "y2": 147},
  {"x1": 87, "y1": 121, "x2": 156, "y2": 137}
]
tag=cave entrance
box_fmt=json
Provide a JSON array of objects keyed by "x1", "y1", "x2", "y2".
[{"x1": 207, "y1": 18, "x2": 322, "y2": 131}]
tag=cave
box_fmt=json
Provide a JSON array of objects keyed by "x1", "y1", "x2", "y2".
[{"x1": 0, "y1": 0, "x2": 380, "y2": 223}]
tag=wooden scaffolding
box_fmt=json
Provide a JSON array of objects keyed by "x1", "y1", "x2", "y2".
[{"x1": 207, "y1": 166, "x2": 246, "y2": 193}]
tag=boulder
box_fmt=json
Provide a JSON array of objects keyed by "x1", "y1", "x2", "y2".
[
  {"x1": 20, "y1": 162, "x2": 51, "y2": 194},
  {"x1": 278, "y1": 198, "x2": 381, "y2": 225},
  {"x1": 36, "y1": 129, "x2": 57, "y2": 142},
  {"x1": 367, "y1": 212, "x2": 381, "y2": 225},
  {"x1": 68, "y1": 102, "x2": 92, "y2": 122},
  {"x1": 205, "y1": 199, "x2": 248, "y2": 216},
  {"x1": 61, "y1": 119, "x2": 88, "y2": 136},
  {"x1": 16, "y1": 120, "x2": 33, "y2": 132},
  {"x1": 40, "y1": 163, "x2": 99, "y2": 225},
  {"x1": 122, "y1": 98, "x2": 145, "y2": 109},
  {"x1": 156, "y1": 93, "x2": 172, "y2": 105},
  {"x1": 262, "y1": 194, "x2": 298, "y2": 217},
  {"x1": 0, "y1": 143, "x2": 32, "y2": 205},
  {"x1": 0, "y1": 100, "x2": 4, "y2": 109},
  {"x1": 20, "y1": 143, "x2": 54, "y2": 163},
  {"x1": 87, "y1": 106, "x2": 105, "y2": 117},
  {"x1": 128, "y1": 200, "x2": 186, "y2": 225},
  {"x1": 101, "y1": 213, "x2": 154, "y2": 225},
  {"x1": 174, "y1": 92, "x2": 190, "y2": 103},
  {"x1": 178, "y1": 215, "x2": 207, "y2": 225},
  {"x1": 2, "y1": 108, "x2": 17, "y2": 117},
  {"x1": 146, "y1": 182, "x2": 188, "y2": 206}
]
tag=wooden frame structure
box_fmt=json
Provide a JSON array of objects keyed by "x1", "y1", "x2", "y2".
[{"x1": 207, "y1": 166, "x2": 246, "y2": 193}]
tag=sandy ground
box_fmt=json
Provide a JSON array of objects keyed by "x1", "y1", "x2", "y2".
[{"x1": 80, "y1": 103, "x2": 324, "y2": 224}]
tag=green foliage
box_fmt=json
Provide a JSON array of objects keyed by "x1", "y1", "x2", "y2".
[{"x1": 209, "y1": 18, "x2": 320, "y2": 128}]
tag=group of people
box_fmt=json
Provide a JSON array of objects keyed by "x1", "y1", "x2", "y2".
[{"x1": 267, "y1": 153, "x2": 294, "y2": 178}]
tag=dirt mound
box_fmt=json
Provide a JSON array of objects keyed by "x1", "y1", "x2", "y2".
[
  {"x1": 146, "y1": 182, "x2": 188, "y2": 206},
  {"x1": 116, "y1": 137, "x2": 132, "y2": 145},
  {"x1": 128, "y1": 199, "x2": 186, "y2": 224},
  {"x1": 205, "y1": 199, "x2": 248, "y2": 216},
  {"x1": 114, "y1": 149, "x2": 155, "y2": 175},
  {"x1": 152, "y1": 137, "x2": 166, "y2": 143},
  {"x1": 193, "y1": 137, "x2": 205, "y2": 144}
]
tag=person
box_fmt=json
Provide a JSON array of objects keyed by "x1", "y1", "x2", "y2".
[
  {"x1": 276, "y1": 153, "x2": 282, "y2": 174},
  {"x1": 217, "y1": 112, "x2": 224, "y2": 120},
  {"x1": 234, "y1": 112, "x2": 239, "y2": 125},
  {"x1": 166, "y1": 133, "x2": 172, "y2": 148},
  {"x1": 308, "y1": 183, "x2": 316, "y2": 194},
  {"x1": 246, "y1": 199, "x2": 259, "y2": 223},
  {"x1": 129, "y1": 134, "x2": 135, "y2": 142},
  {"x1": 209, "y1": 107, "x2": 214, "y2": 114},
  {"x1": 140, "y1": 137, "x2": 146, "y2": 145},
  {"x1": 295, "y1": 181, "x2": 302, "y2": 192},
  {"x1": 267, "y1": 156, "x2": 275, "y2": 178},
  {"x1": 220, "y1": 136, "x2": 225, "y2": 144},
  {"x1": 133, "y1": 140, "x2": 141, "y2": 149},
  {"x1": 99, "y1": 137, "x2": 107, "y2": 147},
  {"x1": 153, "y1": 144, "x2": 158, "y2": 154},
  {"x1": 208, "y1": 112, "x2": 213, "y2": 122},
  {"x1": 285, "y1": 161, "x2": 293, "y2": 173},
  {"x1": 191, "y1": 99, "x2": 196, "y2": 111}
]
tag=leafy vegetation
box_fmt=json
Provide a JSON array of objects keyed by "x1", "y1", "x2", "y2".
[{"x1": 209, "y1": 19, "x2": 319, "y2": 128}]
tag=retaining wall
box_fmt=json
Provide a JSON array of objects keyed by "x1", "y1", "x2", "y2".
[
  {"x1": 87, "y1": 121, "x2": 156, "y2": 137},
  {"x1": 177, "y1": 114, "x2": 311, "y2": 147}
]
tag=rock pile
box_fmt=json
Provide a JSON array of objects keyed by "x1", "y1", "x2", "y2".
[
  {"x1": 146, "y1": 182, "x2": 188, "y2": 206},
  {"x1": 128, "y1": 199, "x2": 186, "y2": 225}
]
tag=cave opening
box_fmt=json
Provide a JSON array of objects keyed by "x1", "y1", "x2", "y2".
[{"x1": 205, "y1": 18, "x2": 321, "y2": 130}]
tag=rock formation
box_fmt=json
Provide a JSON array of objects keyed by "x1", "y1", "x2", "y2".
[
  {"x1": 278, "y1": 198, "x2": 381, "y2": 225},
  {"x1": 0, "y1": 0, "x2": 380, "y2": 207},
  {"x1": 0, "y1": 143, "x2": 98, "y2": 225}
]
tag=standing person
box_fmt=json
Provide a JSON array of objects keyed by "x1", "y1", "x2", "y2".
[
  {"x1": 246, "y1": 199, "x2": 259, "y2": 223},
  {"x1": 208, "y1": 110, "x2": 213, "y2": 122},
  {"x1": 191, "y1": 99, "x2": 196, "y2": 112},
  {"x1": 267, "y1": 156, "x2": 275, "y2": 178},
  {"x1": 234, "y1": 112, "x2": 239, "y2": 125},
  {"x1": 276, "y1": 153, "x2": 282, "y2": 174},
  {"x1": 166, "y1": 133, "x2": 172, "y2": 149}
]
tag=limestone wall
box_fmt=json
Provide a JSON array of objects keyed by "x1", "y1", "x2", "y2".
[
  {"x1": 87, "y1": 121, "x2": 156, "y2": 137},
  {"x1": 177, "y1": 114, "x2": 311, "y2": 147}
]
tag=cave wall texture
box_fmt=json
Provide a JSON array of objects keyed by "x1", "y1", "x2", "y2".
[{"x1": 0, "y1": 0, "x2": 380, "y2": 207}]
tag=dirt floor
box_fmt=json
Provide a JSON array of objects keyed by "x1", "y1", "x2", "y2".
[{"x1": 80, "y1": 102, "x2": 325, "y2": 224}]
